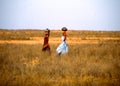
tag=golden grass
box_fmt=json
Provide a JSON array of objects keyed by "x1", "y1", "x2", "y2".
[
  {"x1": 0, "y1": 29, "x2": 120, "y2": 40},
  {"x1": 0, "y1": 42, "x2": 120, "y2": 86},
  {"x1": 0, "y1": 30, "x2": 120, "y2": 86}
]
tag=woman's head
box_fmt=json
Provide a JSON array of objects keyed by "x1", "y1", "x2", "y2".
[
  {"x1": 62, "y1": 31, "x2": 66, "y2": 36},
  {"x1": 61, "y1": 27, "x2": 67, "y2": 36},
  {"x1": 45, "y1": 28, "x2": 50, "y2": 35}
]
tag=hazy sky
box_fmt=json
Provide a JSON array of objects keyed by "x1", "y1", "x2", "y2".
[{"x1": 0, "y1": 0, "x2": 120, "y2": 30}]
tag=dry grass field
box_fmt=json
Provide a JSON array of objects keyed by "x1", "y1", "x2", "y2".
[{"x1": 0, "y1": 29, "x2": 120, "y2": 86}]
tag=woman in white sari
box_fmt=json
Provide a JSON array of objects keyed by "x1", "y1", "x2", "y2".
[{"x1": 56, "y1": 27, "x2": 68, "y2": 55}]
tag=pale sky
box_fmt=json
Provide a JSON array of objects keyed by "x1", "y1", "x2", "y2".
[{"x1": 0, "y1": 0, "x2": 120, "y2": 31}]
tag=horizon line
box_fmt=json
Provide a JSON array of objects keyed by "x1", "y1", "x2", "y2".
[{"x1": 0, "y1": 28, "x2": 120, "y2": 32}]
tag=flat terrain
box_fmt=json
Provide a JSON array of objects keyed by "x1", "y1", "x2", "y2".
[
  {"x1": 0, "y1": 36, "x2": 120, "y2": 45},
  {"x1": 0, "y1": 30, "x2": 120, "y2": 44},
  {"x1": 0, "y1": 30, "x2": 120, "y2": 86}
]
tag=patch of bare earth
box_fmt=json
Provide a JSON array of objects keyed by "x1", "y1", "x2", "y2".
[{"x1": 0, "y1": 37, "x2": 120, "y2": 44}]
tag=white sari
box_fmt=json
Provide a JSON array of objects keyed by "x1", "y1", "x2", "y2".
[{"x1": 56, "y1": 36, "x2": 68, "y2": 55}]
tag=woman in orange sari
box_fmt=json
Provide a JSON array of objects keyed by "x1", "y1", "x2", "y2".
[{"x1": 42, "y1": 29, "x2": 50, "y2": 52}]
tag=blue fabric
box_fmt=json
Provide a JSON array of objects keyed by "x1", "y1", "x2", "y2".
[{"x1": 56, "y1": 36, "x2": 68, "y2": 54}]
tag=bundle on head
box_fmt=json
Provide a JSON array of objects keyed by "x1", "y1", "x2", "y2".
[
  {"x1": 45, "y1": 28, "x2": 50, "y2": 34},
  {"x1": 62, "y1": 27, "x2": 67, "y2": 31}
]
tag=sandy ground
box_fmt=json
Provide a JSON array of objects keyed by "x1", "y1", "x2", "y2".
[{"x1": 0, "y1": 37, "x2": 119, "y2": 45}]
